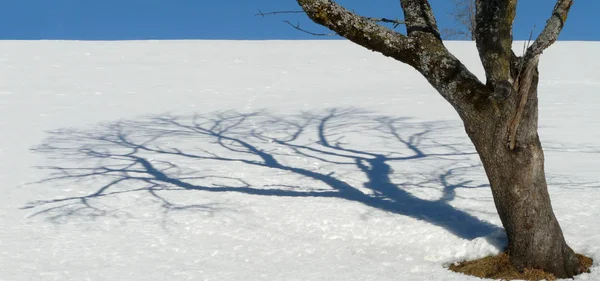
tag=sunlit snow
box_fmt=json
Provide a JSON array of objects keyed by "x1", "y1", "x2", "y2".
[{"x1": 0, "y1": 40, "x2": 598, "y2": 280}]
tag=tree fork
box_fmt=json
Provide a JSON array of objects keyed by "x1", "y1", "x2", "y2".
[{"x1": 506, "y1": 0, "x2": 573, "y2": 150}]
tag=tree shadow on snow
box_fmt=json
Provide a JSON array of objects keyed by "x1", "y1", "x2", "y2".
[{"x1": 27, "y1": 108, "x2": 505, "y2": 243}]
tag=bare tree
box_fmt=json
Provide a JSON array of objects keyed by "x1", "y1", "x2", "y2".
[
  {"x1": 442, "y1": 0, "x2": 476, "y2": 40},
  {"x1": 293, "y1": 0, "x2": 580, "y2": 278}
]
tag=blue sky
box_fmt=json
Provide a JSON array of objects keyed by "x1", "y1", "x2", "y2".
[{"x1": 0, "y1": 0, "x2": 597, "y2": 40}]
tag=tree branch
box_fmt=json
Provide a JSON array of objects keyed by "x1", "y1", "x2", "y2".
[
  {"x1": 399, "y1": 0, "x2": 441, "y2": 38},
  {"x1": 525, "y1": 0, "x2": 573, "y2": 59},
  {"x1": 474, "y1": 0, "x2": 517, "y2": 92},
  {"x1": 296, "y1": 0, "x2": 418, "y2": 66},
  {"x1": 507, "y1": 0, "x2": 573, "y2": 149},
  {"x1": 296, "y1": 0, "x2": 488, "y2": 113},
  {"x1": 257, "y1": 9, "x2": 405, "y2": 29}
]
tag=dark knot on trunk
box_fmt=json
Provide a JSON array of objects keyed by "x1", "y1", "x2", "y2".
[{"x1": 493, "y1": 80, "x2": 514, "y2": 101}]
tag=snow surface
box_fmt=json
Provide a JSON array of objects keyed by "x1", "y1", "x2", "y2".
[{"x1": 0, "y1": 40, "x2": 599, "y2": 281}]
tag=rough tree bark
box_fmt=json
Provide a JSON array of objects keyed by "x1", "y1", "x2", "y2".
[{"x1": 296, "y1": 0, "x2": 578, "y2": 277}]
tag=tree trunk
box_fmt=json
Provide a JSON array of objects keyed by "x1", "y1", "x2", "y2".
[{"x1": 463, "y1": 69, "x2": 579, "y2": 278}]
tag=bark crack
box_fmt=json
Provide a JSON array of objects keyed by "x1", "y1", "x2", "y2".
[{"x1": 507, "y1": 55, "x2": 539, "y2": 150}]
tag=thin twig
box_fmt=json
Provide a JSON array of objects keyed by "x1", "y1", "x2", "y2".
[
  {"x1": 283, "y1": 21, "x2": 335, "y2": 36},
  {"x1": 256, "y1": 9, "x2": 304, "y2": 17},
  {"x1": 515, "y1": 25, "x2": 536, "y2": 89},
  {"x1": 526, "y1": 25, "x2": 536, "y2": 50},
  {"x1": 366, "y1": 17, "x2": 405, "y2": 28}
]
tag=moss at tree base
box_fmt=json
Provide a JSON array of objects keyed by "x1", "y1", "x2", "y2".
[{"x1": 448, "y1": 252, "x2": 593, "y2": 280}]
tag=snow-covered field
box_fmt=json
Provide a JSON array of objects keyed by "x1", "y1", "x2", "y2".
[{"x1": 0, "y1": 40, "x2": 598, "y2": 281}]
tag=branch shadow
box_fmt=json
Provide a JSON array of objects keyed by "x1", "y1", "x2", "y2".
[{"x1": 28, "y1": 108, "x2": 504, "y2": 244}]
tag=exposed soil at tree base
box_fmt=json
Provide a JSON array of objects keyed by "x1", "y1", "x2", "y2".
[{"x1": 449, "y1": 252, "x2": 593, "y2": 280}]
